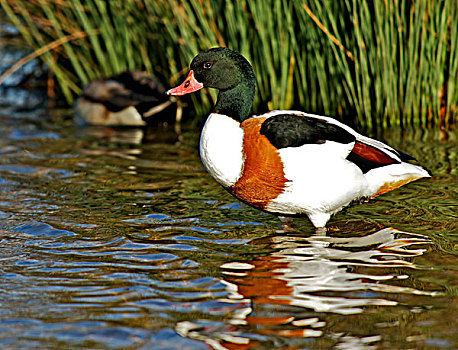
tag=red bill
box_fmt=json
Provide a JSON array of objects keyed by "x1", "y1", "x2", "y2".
[{"x1": 167, "y1": 70, "x2": 204, "y2": 96}]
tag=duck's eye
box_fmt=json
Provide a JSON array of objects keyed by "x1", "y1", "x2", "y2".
[{"x1": 203, "y1": 62, "x2": 213, "y2": 69}]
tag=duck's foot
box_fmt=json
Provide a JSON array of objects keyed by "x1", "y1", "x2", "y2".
[{"x1": 278, "y1": 216, "x2": 295, "y2": 232}]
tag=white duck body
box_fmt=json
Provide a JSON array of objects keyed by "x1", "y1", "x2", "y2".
[
  {"x1": 199, "y1": 110, "x2": 430, "y2": 228},
  {"x1": 167, "y1": 47, "x2": 430, "y2": 228}
]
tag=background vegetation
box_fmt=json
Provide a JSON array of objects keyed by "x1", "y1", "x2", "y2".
[{"x1": 1, "y1": 0, "x2": 456, "y2": 130}]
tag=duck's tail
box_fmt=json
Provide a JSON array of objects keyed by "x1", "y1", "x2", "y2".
[{"x1": 366, "y1": 162, "x2": 431, "y2": 198}]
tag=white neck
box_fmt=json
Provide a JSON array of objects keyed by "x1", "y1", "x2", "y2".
[{"x1": 199, "y1": 113, "x2": 244, "y2": 187}]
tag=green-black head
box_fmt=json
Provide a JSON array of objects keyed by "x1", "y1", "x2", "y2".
[{"x1": 168, "y1": 47, "x2": 256, "y2": 122}]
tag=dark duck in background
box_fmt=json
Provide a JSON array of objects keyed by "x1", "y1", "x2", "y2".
[{"x1": 75, "y1": 71, "x2": 178, "y2": 126}]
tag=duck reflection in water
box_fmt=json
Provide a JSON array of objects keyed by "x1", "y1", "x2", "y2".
[{"x1": 177, "y1": 224, "x2": 436, "y2": 349}]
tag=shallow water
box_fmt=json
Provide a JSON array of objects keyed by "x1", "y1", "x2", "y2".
[{"x1": 0, "y1": 114, "x2": 456, "y2": 349}]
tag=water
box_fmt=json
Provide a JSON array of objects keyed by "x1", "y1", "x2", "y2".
[{"x1": 0, "y1": 114, "x2": 456, "y2": 349}]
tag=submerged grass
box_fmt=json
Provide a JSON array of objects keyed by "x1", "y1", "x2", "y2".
[{"x1": 1, "y1": 0, "x2": 456, "y2": 130}]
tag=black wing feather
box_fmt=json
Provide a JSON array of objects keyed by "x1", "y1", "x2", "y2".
[{"x1": 260, "y1": 114, "x2": 355, "y2": 149}]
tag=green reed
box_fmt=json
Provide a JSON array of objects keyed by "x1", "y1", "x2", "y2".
[{"x1": 1, "y1": 0, "x2": 456, "y2": 129}]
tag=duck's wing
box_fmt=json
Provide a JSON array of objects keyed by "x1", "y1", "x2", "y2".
[
  {"x1": 102, "y1": 85, "x2": 163, "y2": 112},
  {"x1": 259, "y1": 111, "x2": 412, "y2": 174},
  {"x1": 115, "y1": 71, "x2": 166, "y2": 96},
  {"x1": 259, "y1": 112, "x2": 355, "y2": 147}
]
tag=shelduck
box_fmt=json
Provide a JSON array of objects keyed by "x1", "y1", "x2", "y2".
[
  {"x1": 75, "y1": 70, "x2": 177, "y2": 126},
  {"x1": 167, "y1": 48, "x2": 430, "y2": 228}
]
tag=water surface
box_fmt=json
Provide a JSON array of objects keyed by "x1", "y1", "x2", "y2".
[{"x1": 0, "y1": 114, "x2": 456, "y2": 349}]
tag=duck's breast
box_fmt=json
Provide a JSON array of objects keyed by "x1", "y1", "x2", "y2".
[
  {"x1": 199, "y1": 113, "x2": 244, "y2": 187},
  {"x1": 229, "y1": 117, "x2": 288, "y2": 210}
]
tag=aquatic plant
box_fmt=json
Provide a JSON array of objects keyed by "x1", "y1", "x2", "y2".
[{"x1": 1, "y1": 0, "x2": 456, "y2": 130}]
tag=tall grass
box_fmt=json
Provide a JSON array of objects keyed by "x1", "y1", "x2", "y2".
[{"x1": 1, "y1": 0, "x2": 456, "y2": 130}]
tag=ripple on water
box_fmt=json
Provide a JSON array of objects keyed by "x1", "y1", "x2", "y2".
[
  {"x1": 9, "y1": 129, "x2": 60, "y2": 140},
  {"x1": 0, "y1": 164, "x2": 73, "y2": 178},
  {"x1": 12, "y1": 222, "x2": 77, "y2": 238},
  {"x1": 0, "y1": 320, "x2": 151, "y2": 348}
]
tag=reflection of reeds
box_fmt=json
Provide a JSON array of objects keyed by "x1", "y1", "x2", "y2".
[{"x1": 2, "y1": 0, "x2": 456, "y2": 129}]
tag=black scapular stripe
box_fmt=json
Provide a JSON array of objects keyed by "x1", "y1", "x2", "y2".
[{"x1": 260, "y1": 114, "x2": 355, "y2": 149}]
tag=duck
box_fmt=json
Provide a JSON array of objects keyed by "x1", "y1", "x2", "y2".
[
  {"x1": 74, "y1": 70, "x2": 178, "y2": 126},
  {"x1": 167, "y1": 47, "x2": 430, "y2": 228}
]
